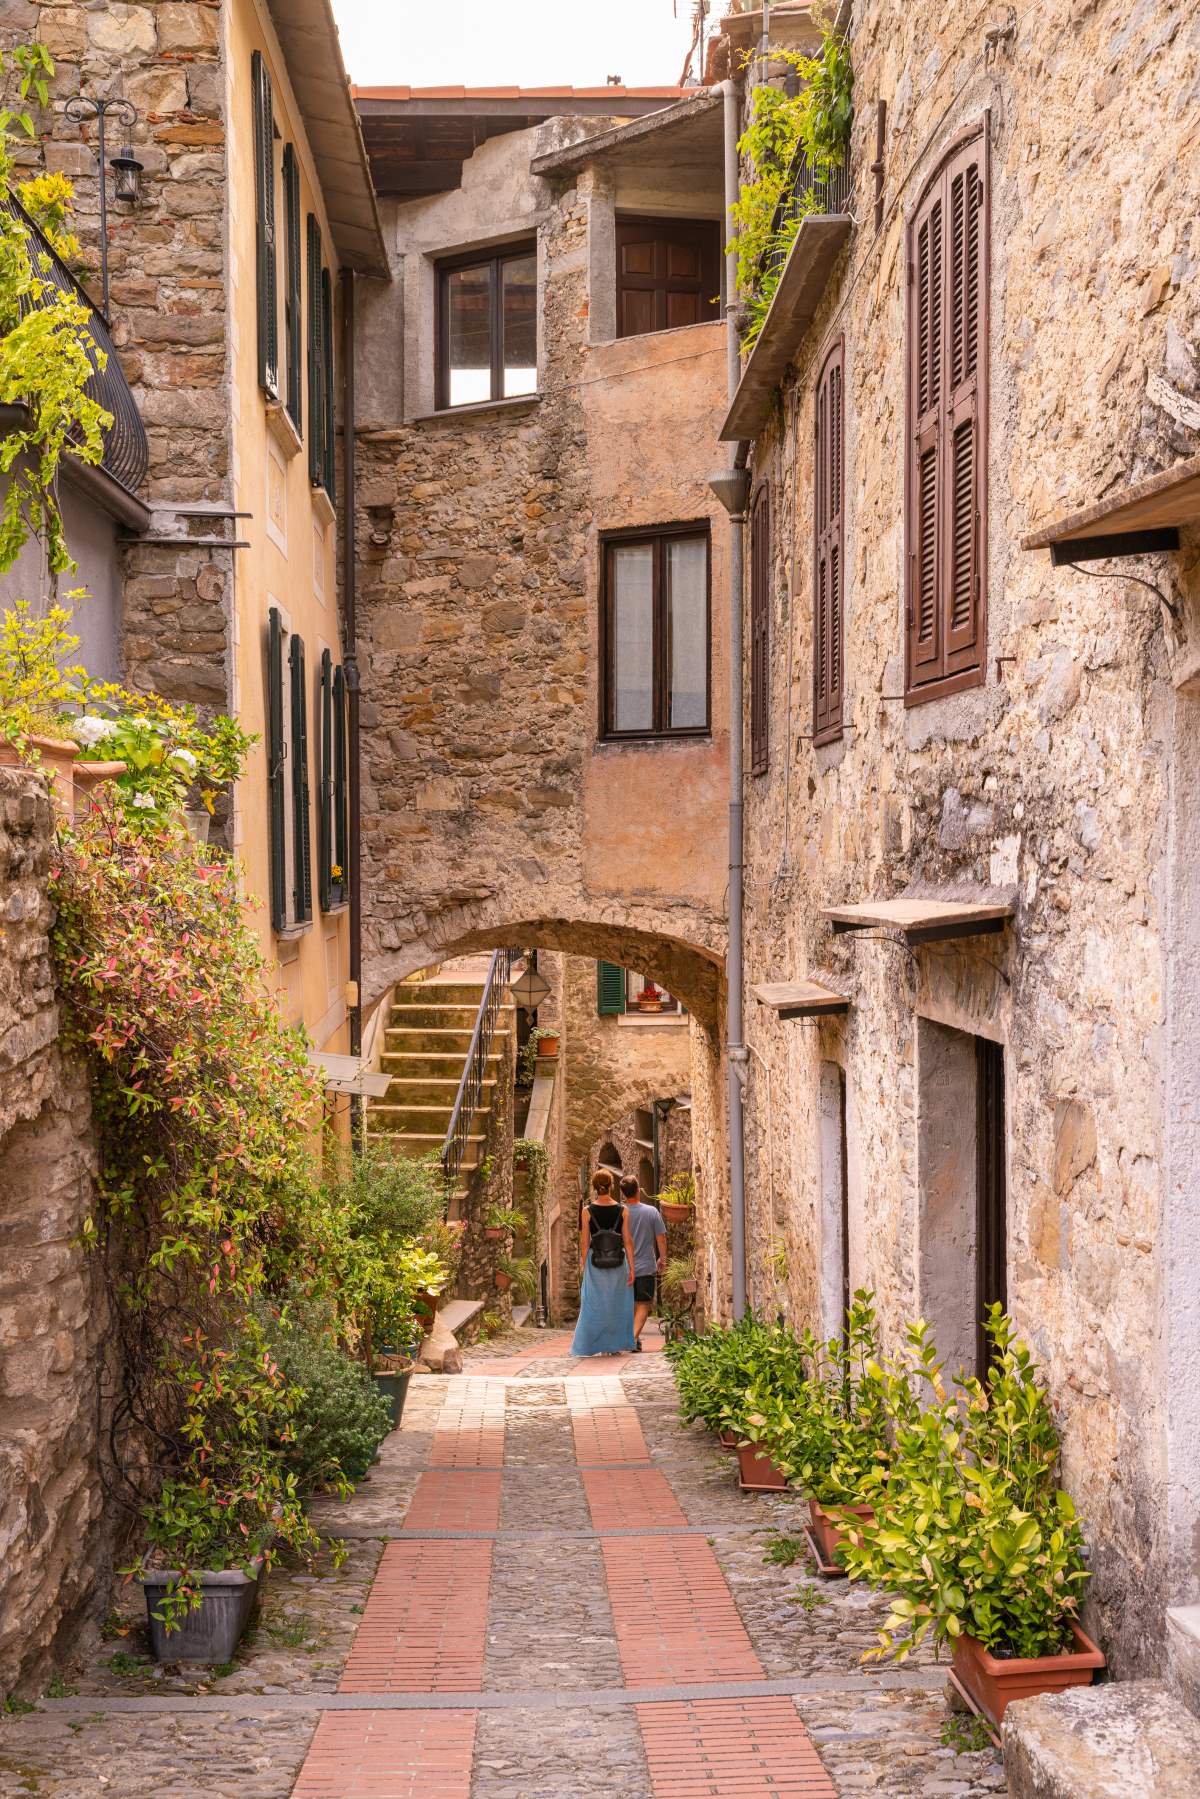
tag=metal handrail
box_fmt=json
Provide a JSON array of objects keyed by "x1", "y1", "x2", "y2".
[
  {"x1": 2, "y1": 195, "x2": 149, "y2": 494},
  {"x1": 760, "y1": 143, "x2": 853, "y2": 285},
  {"x1": 441, "y1": 947, "x2": 520, "y2": 1202}
]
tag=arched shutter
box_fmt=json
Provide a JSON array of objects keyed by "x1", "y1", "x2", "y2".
[
  {"x1": 251, "y1": 50, "x2": 278, "y2": 399},
  {"x1": 597, "y1": 961, "x2": 627, "y2": 1015},
  {"x1": 906, "y1": 127, "x2": 988, "y2": 699},
  {"x1": 750, "y1": 484, "x2": 770, "y2": 775},
  {"x1": 814, "y1": 337, "x2": 845, "y2": 745},
  {"x1": 266, "y1": 606, "x2": 286, "y2": 932}
]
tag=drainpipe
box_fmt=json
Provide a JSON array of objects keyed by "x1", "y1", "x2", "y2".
[
  {"x1": 340, "y1": 267, "x2": 364, "y2": 1140},
  {"x1": 707, "y1": 72, "x2": 752, "y2": 1322}
]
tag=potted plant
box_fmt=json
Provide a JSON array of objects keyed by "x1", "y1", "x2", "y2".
[
  {"x1": 0, "y1": 601, "x2": 85, "y2": 813},
  {"x1": 657, "y1": 1171, "x2": 696, "y2": 1226},
  {"x1": 668, "y1": 1312, "x2": 772, "y2": 1448},
  {"x1": 495, "y1": 1252, "x2": 536, "y2": 1301},
  {"x1": 838, "y1": 1310, "x2": 1101, "y2": 1725},
  {"x1": 535, "y1": 1025, "x2": 560, "y2": 1059},
  {"x1": 483, "y1": 1202, "x2": 522, "y2": 1245}
]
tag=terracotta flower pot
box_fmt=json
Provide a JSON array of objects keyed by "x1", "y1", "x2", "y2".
[
  {"x1": 536, "y1": 1034, "x2": 560, "y2": 1059},
  {"x1": 494, "y1": 1269, "x2": 512, "y2": 1292},
  {"x1": 808, "y1": 1498, "x2": 875, "y2": 1565},
  {"x1": 483, "y1": 1227, "x2": 505, "y2": 1243},
  {"x1": 737, "y1": 1443, "x2": 788, "y2": 1491},
  {"x1": 680, "y1": 1278, "x2": 698, "y2": 1296},
  {"x1": 72, "y1": 758, "x2": 127, "y2": 815},
  {"x1": 0, "y1": 733, "x2": 78, "y2": 816},
  {"x1": 951, "y1": 1621, "x2": 1105, "y2": 1727},
  {"x1": 414, "y1": 1288, "x2": 439, "y2": 1320},
  {"x1": 660, "y1": 1202, "x2": 693, "y2": 1225},
  {"x1": 717, "y1": 1427, "x2": 739, "y2": 1452}
]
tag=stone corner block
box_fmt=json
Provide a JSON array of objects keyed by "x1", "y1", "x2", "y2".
[{"x1": 1001, "y1": 1679, "x2": 1200, "y2": 1798}]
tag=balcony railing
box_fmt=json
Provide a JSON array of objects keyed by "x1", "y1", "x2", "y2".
[
  {"x1": 441, "y1": 947, "x2": 521, "y2": 1203},
  {"x1": 2, "y1": 196, "x2": 148, "y2": 495},
  {"x1": 761, "y1": 145, "x2": 853, "y2": 285}
]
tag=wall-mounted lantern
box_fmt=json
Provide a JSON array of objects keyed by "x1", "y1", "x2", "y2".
[
  {"x1": 63, "y1": 93, "x2": 140, "y2": 319},
  {"x1": 109, "y1": 144, "x2": 145, "y2": 206}
]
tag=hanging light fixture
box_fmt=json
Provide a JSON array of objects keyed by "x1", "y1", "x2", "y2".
[
  {"x1": 510, "y1": 961, "x2": 551, "y2": 1010},
  {"x1": 109, "y1": 144, "x2": 144, "y2": 205}
]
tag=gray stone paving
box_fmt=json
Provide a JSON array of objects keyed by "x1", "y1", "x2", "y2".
[
  {"x1": 0, "y1": 1708, "x2": 311, "y2": 1798},
  {"x1": 484, "y1": 1539, "x2": 622, "y2": 1691},
  {"x1": 472, "y1": 1705, "x2": 650, "y2": 1798}
]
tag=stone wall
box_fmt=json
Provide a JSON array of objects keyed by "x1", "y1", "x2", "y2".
[
  {"x1": 728, "y1": 0, "x2": 1200, "y2": 1680},
  {"x1": 0, "y1": 768, "x2": 109, "y2": 1697}
]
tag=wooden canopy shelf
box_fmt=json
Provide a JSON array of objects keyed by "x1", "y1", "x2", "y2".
[
  {"x1": 822, "y1": 897, "x2": 1014, "y2": 946},
  {"x1": 1021, "y1": 453, "x2": 1200, "y2": 563},
  {"x1": 752, "y1": 979, "x2": 850, "y2": 1020}
]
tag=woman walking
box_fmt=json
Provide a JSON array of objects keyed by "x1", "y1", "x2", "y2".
[{"x1": 571, "y1": 1169, "x2": 636, "y2": 1356}]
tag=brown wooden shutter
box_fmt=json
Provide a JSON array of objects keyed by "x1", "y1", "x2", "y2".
[
  {"x1": 813, "y1": 337, "x2": 845, "y2": 746},
  {"x1": 750, "y1": 483, "x2": 770, "y2": 776},
  {"x1": 616, "y1": 217, "x2": 721, "y2": 339},
  {"x1": 906, "y1": 126, "x2": 988, "y2": 701},
  {"x1": 251, "y1": 50, "x2": 278, "y2": 398}
]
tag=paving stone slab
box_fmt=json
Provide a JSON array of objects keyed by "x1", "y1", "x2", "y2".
[
  {"x1": 795, "y1": 1687, "x2": 1007, "y2": 1794},
  {"x1": 484, "y1": 1538, "x2": 623, "y2": 1692},
  {"x1": 0, "y1": 1707, "x2": 312, "y2": 1798},
  {"x1": 472, "y1": 1703, "x2": 651, "y2": 1798},
  {"x1": 1002, "y1": 1680, "x2": 1200, "y2": 1798}
]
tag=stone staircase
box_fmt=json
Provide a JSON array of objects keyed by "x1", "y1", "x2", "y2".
[{"x1": 366, "y1": 969, "x2": 514, "y2": 1213}]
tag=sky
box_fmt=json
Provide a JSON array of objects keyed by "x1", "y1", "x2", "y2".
[{"x1": 330, "y1": 0, "x2": 715, "y2": 90}]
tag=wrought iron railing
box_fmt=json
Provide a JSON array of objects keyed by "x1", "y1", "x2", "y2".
[
  {"x1": 441, "y1": 947, "x2": 520, "y2": 1202},
  {"x1": 761, "y1": 145, "x2": 853, "y2": 285},
  {"x1": 2, "y1": 196, "x2": 148, "y2": 494}
]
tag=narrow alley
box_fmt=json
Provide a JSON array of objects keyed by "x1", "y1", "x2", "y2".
[{"x1": 0, "y1": 1335, "x2": 1006, "y2": 1798}]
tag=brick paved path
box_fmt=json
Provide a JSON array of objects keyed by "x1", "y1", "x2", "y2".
[{"x1": 0, "y1": 1327, "x2": 1008, "y2": 1797}]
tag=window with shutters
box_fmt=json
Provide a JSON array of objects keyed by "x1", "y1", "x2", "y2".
[
  {"x1": 266, "y1": 606, "x2": 314, "y2": 935},
  {"x1": 437, "y1": 242, "x2": 537, "y2": 409},
  {"x1": 596, "y1": 962, "x2": 685, "y2": 1017},
  {"x1": 615, "y1": 216, "x2": 721, "y2": 340},
  {"x1": 318, "y1": 648, "x2": 348, "y2": 912},
  {"x1": 750, "y1": 484, "x2": 770, "y2": 775},
  {"x1": 904, "y1": 126, "x2": 989, "y2": 705},
  {"x1": 813, "y1": 337, "x2": 845, "y2": 746},
  {"x1": 601, "y1": 523, "x2": 710, "y2": 741},
  {"x1": 252, "y1": 50, "x2": 279, "y2": 399},
  {"x1": 282, "y1": 144, "x2": 302, "y2": 433},
  {"x1": 306, "y1": 216, "x2": 335, "y2": 500}
]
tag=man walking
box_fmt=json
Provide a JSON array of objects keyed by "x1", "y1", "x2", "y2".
[{"x1": 620, "y1": 1175, "x2": 667, "y2": 1351}]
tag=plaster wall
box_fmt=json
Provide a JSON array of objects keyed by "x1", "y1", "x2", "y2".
[{"x1": 729, "y1": 0, "x2": 1200, "y2": 1678}]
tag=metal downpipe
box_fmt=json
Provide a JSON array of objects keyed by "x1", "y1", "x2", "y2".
[{"x1": 340, "y1": 268, "x2": 364, "y2": 1140}]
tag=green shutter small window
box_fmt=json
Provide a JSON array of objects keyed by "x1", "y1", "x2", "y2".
[
  {"x1": 266, "y1": 606, "x2": 286, "y2": 932},
  {"x1": 597, "y1": 960, "x2": 626, "y2": 1015},
  {"x1": 282, "y1": 143, "x2": 302, "y2": 431},
  {"x1": 306, "y1": 214, "x2": 324, "y2": 487},
  {"x1": 332, "y1": 661, "x2": 347, "y2": 905},
  {"x1": 251, "y1": 50, "x2": 278, "y2": 398},
  {"x1": 320, "y1": 264, "x2": 335, "y2": 501},
  {"x1": 318, "y1": 648, "x2": 333, "y2": 913},
  {"x1": 289, "y1": 633, "x2": 313, "y2": 925}
]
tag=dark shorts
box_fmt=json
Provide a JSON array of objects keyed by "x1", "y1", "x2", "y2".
[{"x1": 633, "y1": 1275, "x2": 657, "y2": 1303}]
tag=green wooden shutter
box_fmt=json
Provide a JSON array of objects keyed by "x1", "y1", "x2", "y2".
[
  {"x1": 282, "y1": 143, "x2": 302, "y2": 431},
  {"x1": 332, "y1": 662, "x2": 347, "y2": 905},
  {"x1": 289, "y1": 633, "x2": 313, "y2": 924},
  {"x1": 306, "y1": 214, "x2": 324, "y2": 486},
  {"x1": 318, "y1": 648, "x2": 333, "y2": 913},
  {"x1": 251, "y1": 50, "x2": 278, "y2": 398},
  {"x1": 597, "y1": 960, "x2": 626, "y2": 1015},
  {"x1": 321, "y1": 264, "x2": 336, "y2": 500},
  {"x1": 266, "y1": 606, "x2": 286, "y2": 931}
]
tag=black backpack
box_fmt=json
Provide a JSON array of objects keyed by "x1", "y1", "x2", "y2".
[{"x1": 588, "y1": 1204, "x2": 625, "y2": 1270}]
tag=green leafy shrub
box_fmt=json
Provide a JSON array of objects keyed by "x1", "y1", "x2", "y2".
[
  {"x1": 838, "y1": 1309, "x2": 1090, "y2": 1663},
  {"x1": 265, "y1": 1306, "x2": 393, "y2": 1492},
  {"x1": 666, "y1": 1312, "x2": 774, "y2": 1431}
]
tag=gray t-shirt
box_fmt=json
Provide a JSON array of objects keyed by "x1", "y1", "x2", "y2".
[{"x1": 625, "y1": 1201, "x2": 667, "y2": 1276}]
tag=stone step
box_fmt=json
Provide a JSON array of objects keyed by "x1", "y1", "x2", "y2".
[
  {"x1": 393, "y1": 981, "x2": 491, "y2": 1007},
  {"x1": 1003, "y1": 1681, "x2": 1200, "y2": 1796},
  {"x1": 383, "y1": 1025, "x2": 511, "y2": 1054},
  {"x1": 378, "y1": 1075, "x2": 499, "y2": 1107},
  {"x1": 370, "y1": 1103, "x2": 459, "y2": 1135},
  {"x1": 388, "y1": 1002, "x2": 500, "y2": 1029},
  {"x1": 362, "y1": 1126, "x2": 485, "y2": 1169}
]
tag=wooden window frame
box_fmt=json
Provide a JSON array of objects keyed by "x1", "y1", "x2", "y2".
[
  {"x1": 903, "y1": 121, "x2": 990, "y2": 707},
  {"x1": 750, "y1": 482, "x2": 770, "y2": 775},
  {"x1": 614, "y1": 213, "x2": 721, "y2": 341},
  {"x1": 599, "y1": 519, "x2": 712, "y2": 743},
  {"x1": 436, "y1": 240, "x2": 537, "y2": 411},
  {"x1": 813, "y1": 335, "x2": 845, "y2": 746}
]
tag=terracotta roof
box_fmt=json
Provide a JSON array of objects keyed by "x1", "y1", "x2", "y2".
[{"x1": 352, "y1": 84, "x2": 689, "y2": 101}]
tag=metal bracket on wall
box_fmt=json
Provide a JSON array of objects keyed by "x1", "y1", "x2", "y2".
[{"x1": 1052, "y1": 538, "x2": 1180, "y2": 620}]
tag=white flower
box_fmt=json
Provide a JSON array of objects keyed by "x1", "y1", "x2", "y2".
[
  {"x1": 131, "y1": 791, "x2": 156, "y2": 811},
  {"x1": 75, "y1": 715, "x2": 117, "y2": 748},
  {"x1": 169, "y1": 748, "x2": 198, "y2": 772}
]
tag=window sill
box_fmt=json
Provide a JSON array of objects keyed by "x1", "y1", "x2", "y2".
[
  {"x1": 265, "y1": 400, "x2": 303, "y2": 461},
  {"x1": 275, "y1": 922, "x2": 312, "y2": 949},
  {"x1": 415, "y1": 393, "x2": 542, "y2": 424},
  {"x1": 616, "y1": 1011, "x2": 688, "y2": 1028},
  {"x1": 596, "y1": 731, "x2": 712, "y2": 749},
  {"x1": 321, "y1": 899, "x2": 350, "y2": 918},
  {"x1": 311, "y1": 483, "x2": 336, "y2": 528},
  {"x1": 903, "y1": 665, "x2": 985, "y2": 708}
]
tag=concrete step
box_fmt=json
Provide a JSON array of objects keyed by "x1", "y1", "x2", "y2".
[
  {"x1": 393, "y1": 981, "x2": 490, "y2": 1007},
  {"x1": 370, "y1": 1103, "x2": 457, "y2": 1135},
  {"x1": 1002, "y1": 1681, "x2": 1200, "y2": 1797},
  {"x1": 362, "y1": 1127, "x2": 485, "y2": 1170},
  {"x1": 388, "y1": 1002, "x2": 497, "y2": 1029},
  {"x1": 377, "y1": 1076, "x2": 498, "y2": 1107},
  {"x1": 384, "y1": 1025, "x2": 512, "y2": 1054}
]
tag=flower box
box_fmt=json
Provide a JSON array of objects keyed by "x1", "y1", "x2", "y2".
[
  {"x1": 660, "y1": 1202, "x2": 693, "y2": 1225},
  {"x1": 141, "y1": 1559, "x2": 264, "y2": 1664},
  {"x1": 808, "y1": 1499, "x2": 875, "y2": 1565},
  {"x1": 737, "y1": 1443, "x2": 788, "y2": 1491},
  {"x1": 951, "y1": 1621, "x2": 1105, "y2": 1726},
  {"x1": 536, "y1": 1033, "x2": 560, "y2": 1059},
  {"x1": 717, "y1": 1427, "x2": 739, "y2": 1452},
  {"x1": 0, "y1": 733, "x2": 78, "y2": 816}
]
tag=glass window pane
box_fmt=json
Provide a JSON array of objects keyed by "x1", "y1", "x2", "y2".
[
  {"x1": 502, "y1": 253, "x2": 537, "y2": 397},
  {"x1": 446, "y1": 262, "x2": 493, "y2": 406},
  {"x1": 611, "y1": 544, "x2": 654, "y2": 732},
  {"x1": 667, "y1": 535, "x2": 708, "y2": 728}
]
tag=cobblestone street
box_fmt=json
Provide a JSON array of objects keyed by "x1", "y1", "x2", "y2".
[{"x1": 0, "y1": 1330, "x2": 1008, "y2": 1797}]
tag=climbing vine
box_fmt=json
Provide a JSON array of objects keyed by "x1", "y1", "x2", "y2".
[{"x1": 728, "y1": 25, "x2": 853, "y2": 348}]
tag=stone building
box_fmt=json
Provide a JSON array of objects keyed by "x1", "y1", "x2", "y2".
[
  {"x1": 3, "y1": 0, "x2": 388, "y2": 1099},
  {"x1": 710, "y1": 0, "x2": 1200, "y2": 1688}
]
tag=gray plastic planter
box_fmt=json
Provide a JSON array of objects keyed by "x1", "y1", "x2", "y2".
[
  {"x1": 141, "y1": 1558, "x2": 263, "y2": 1663},
  {"x1": 372, "y1": 1366, "x2": 413, "y2": 1429}
]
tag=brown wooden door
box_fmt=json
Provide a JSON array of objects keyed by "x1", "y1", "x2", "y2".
[{"x1": 616, "y1": 217, "x2": 721, "y2": 339}]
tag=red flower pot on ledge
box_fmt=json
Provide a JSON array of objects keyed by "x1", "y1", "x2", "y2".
[
  {"x1": 951, "y1": 1621, "x2": 1105, "y2": 1726},
  {"x1": 737, "y1": 1443, "x2": 788, "y2": 1491}
]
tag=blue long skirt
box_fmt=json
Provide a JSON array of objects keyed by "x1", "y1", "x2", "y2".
[{"x1": 571, "y1": 1257, "x2": 636, "y2": 1356}]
